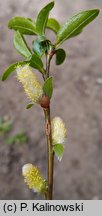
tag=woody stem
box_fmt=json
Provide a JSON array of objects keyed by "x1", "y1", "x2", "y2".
[
  {"x1": 44, "y1": 108, "x2": 54, "y2": 200},
  {"x1": 43, "y1": 49, "x2": 55, "y2": 199}
]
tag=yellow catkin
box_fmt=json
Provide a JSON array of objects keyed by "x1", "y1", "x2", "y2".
[
  {"x1": 16, "y1": 65, "x2": 43, "y2": 103},
  {"x1": 22, "y1": 164, "x2": 48, "y2": 193},
  {"x1": 51, "y1": 117, "x2": 67, "y2": 145}
]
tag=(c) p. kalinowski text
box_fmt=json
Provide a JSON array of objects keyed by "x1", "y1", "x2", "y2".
[{"x1": 32, "y1": 202, "x2": 84, "y2": 212}]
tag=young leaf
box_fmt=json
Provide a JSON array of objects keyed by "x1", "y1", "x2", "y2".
[
  {"x1": 26, "y1": 103, "x2": 34, "y2": 109},
  {"x1": 56, "y1": 48, "x2": 66, "y2": 65},
  {"x1": 43, "y1": 77, "x2": 53, "y2": 99},
  {"x1": 8, "y1": 17, "x2": 37, "y2": 35},
  {"x1": 53, "y1": 144, "x2": 64, "y2": 161},
  {"x1": 32, "y1": 36, "x2": 47, "y2": 57},
  {"x1": 36, "y1": 1, "x2": 54, "y2": 35},
  {"x1": 56, "y1": 9, "x2": 100, "y2": 46},
  {"x1": 2, "y1": 62, "x2": 26, "y2": 81},
  {"x1": 29, "y1": 53, "x2": 45, "y2": 74},
  {"x1": 47, "y1": 18, "x2": 60, "y2": 34},
  {"x1": 14, "y1": 31, "x2": 32, "y2": 58}
]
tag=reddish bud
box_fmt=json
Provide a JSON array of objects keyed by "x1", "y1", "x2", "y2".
[{"x1": 39, "y1": 95, "x2": 50, "y2": 109}]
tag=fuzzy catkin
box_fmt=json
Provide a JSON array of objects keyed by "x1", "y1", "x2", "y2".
[
  {"x1": 16, "y1": 65, "x2": 43, "y2": 103},
  {"x1": 51, "y1": 117, "x2": 67, "y2": 145},
  {"x1": 22, "y1": 164, "x2": 48, "y2": 193}
]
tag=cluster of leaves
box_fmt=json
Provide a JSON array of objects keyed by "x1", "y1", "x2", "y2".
[
  {"x1": 2, "y1": 1, "x2": 99, "y2": 82},
  {"x1": 0, "y1": 116, "x2": 28, "y2": 145}
]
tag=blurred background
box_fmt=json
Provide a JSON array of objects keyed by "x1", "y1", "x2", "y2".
[{"x1": 0, "y1": 0, "x2": 102, "y2": 199}]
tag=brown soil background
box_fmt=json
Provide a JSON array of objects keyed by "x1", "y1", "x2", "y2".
[{"x1": 0, "y1": 0, "x2": 102, "y2": 199}]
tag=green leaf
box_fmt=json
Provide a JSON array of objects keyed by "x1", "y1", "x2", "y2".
[
  {"x1": 43, "y1": 77, "x2": 53, "y2": 99},
  {"x1": 56, "y1": 9, "x2": 100, "y2": 46},
  {"x1": 56, "y1": 48, "x2": 66, "y2": 65},
  {"x1": 36, "y1": 1, "x2": 54, "y2": 35},
  {"x1": 47, "y1": 18, "x2": 60, "y2": 34},
  {"x1": 8, "y1": 16, "x2": 37, "y2": 35},
  {"x1": 67, "y1": 29, "x2": 83, "y2": 39},
  {"x1": 2, "y1": 62, "x2": 26, "y2": 81},
  {"x1": 53, "y1": 144, "x2": 64, "y2": 161},
  {"x1": 26, "y1": 103, "x2": 34, "y2": 109},
  {"x1": 14, "y1": 31, "x2": 32, "y2": 58},
  {"x1": 29, "y1": 53, "x2": 45, "y2": 74},
  {"x1": 32, "y1": 36, "x2": 50, "y2": 57}
]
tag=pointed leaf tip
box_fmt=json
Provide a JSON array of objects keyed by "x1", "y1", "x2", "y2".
[
  {"x1": 2, "y1": 62, "x2": 25, "y2": 81},
  {"x1": 56, "y1": 9, "x2": 100, "y2": 46},
  {"x1": 26, "y1": 103, "x2": 34, "y2": 109},
  {"x1": 53, "y1": 144, "x2": 64, "y2": 161},
  {"x1": 36, "y1": 1, "x2": 55, "y2": 35}
]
